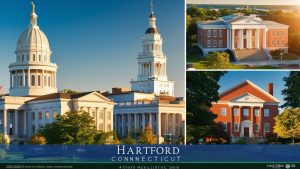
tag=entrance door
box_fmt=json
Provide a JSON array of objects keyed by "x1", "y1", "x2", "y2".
[
  {"x1": 244, "y1": 127, "x2": 249, "y2": 137},
  {"x1": 244, "y1": 39, "x2": 247, "y2": 49}
]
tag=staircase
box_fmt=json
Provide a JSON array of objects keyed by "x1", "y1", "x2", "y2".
[{"x1": 235, "y1": 49, "x2": 269, "y2": 62}]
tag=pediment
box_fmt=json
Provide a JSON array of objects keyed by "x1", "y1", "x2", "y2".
[
  {"x1": 75, "y1": 92, "x2": 112, "y2": 103},
  {"x1": 231, "y1": 18, "x2": 263, "y2": 25},
  {"x1": 230, "y1": 93, "x2": 265, "y2": 103}
]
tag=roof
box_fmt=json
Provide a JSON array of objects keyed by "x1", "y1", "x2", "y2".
[
  {"x1": 27, "y1": 93, "x2": 71, "y2": 102},
  {"x1": 27, "y1": 91, "x2": 106, "y2": 102},
  {"x1": 219, "y1": 80, "x2": 280, "y2": 103},
  {"x1": 198, "y1": 20, "x2": 227, "y2": 26},
  {"x1": 262, "y1": 20, "x2": 289, "y2": 29}
]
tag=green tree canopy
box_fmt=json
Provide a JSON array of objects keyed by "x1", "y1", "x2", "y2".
[
  {"x1": 274, "y1": 108, "x2": 300, "y2": 143},
  {"x1": 60, "y1": 89, "x2": 80, "y2": 95},
  {"x1": 139, "y1": 125, "x2": 157, "y2": 144},
  {"x1": 206, "y1": 52, "x2": 230, "y2": 69},
  {"x1": 186, "y1": 71, "x2": 226, "y2": 143},
  {"x1": 42, "y1": 111, "x2": 97, "y2": 144},
  {"x1": 281, "y1": 71, "x2": 300, "y2": 108}
]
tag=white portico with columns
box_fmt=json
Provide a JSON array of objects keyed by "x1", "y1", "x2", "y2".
[
  {"x1": 0, "y1": 3, "x2": 114, "y2": 143},
  {"x1": 197, "y1": 14, "x2": 289, "y2": 60}
]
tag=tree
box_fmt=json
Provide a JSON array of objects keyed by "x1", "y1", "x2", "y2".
[
  {"x1": 123, "y1": 133, "x2": 137, "y2": 144},
  {"x1": 30, "y1": 135, "x2": 47, "y2": 145},
  {"x1": 274, "y1": 108, "x2": 300, "y2": 143},
  {"x1": 206, "y1": 52, "x2": 230, "y2": 69},
  {"x1": 281, "y1": 72, "x2": 300, "y2": 108},
  {"x1": 60, "y1": 89, "x2": 80, "y2": 95},
  {"x1": 0, "y1": 132, "x2": 7, "y2": 144},
  {"x1": 94, "y1": 131, "x2": 120, "y2": 144},
  {"x1": 186, "y1": 71, "x2": 226, "y2": 143},
  {"x1": 42, "y1": 111, "x2": 97, "y2": 144},
  {"x1": 139, "y1": 125, "x2": 157, "y2": 144}
]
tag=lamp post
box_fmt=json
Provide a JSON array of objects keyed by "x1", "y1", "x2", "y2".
[{"x1": 280, "y1": 52, "x2": 283, "y2": 61}]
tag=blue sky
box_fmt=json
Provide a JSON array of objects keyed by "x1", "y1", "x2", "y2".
[
  {"x1": 219, "y1": 71, "x2": 289, "y2": 111},
  {"x1": 0, "y1": 0, "x2": 185, "y2": 96}
]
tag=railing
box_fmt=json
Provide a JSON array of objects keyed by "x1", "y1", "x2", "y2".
[{"x1": 115, "y1": 100, "x2": 184, "y2": 107}]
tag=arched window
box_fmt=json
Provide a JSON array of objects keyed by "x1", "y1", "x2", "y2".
[
  {"x1": 22, "y1": 55, "x2": 24, "y2": 61},
  {"x1": 39, "y1": 55, "x2": 41, "y2": 61},
  {"x1": 33, "y1": 54, "x2": 36, "y2": 61},
  {"x1": 27, "y1": 54, "x2": 29, "y2": 61},
  {"x1": 31, "y1": 75, "x2": 35, "y2": 86}
]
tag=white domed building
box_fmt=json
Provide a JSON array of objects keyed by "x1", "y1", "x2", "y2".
[{"x1": 0, "y1": 3, "x2": 114, "y2": 143}]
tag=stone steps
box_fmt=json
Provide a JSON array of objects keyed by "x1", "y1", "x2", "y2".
[{"x1": 235, "y1": 49, "x2": 269, "y2": 61}]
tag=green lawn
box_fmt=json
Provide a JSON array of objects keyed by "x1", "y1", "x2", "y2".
[
  {"x1": 191, "y1": 61, "x2": 279, "y2": 69},
  {"x1": 272, "y1": 53, "x2": 299, "y2": 60}
]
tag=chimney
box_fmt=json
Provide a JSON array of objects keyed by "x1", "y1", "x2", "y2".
[{"x1": 268, "y1": 83, "x2": 273, "y2": 96}]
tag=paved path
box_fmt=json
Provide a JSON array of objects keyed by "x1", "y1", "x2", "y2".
[{"x1": 233, "y1": 60, "x2": 300, "y2": 68}]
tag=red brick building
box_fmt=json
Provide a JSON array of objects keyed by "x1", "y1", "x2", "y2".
[
  {"x1": 210, "y1": 80, "x2": 280, "y2": 142},
  {"x1": 197, "y1": 14, "x2": 289, "y2": 61}
]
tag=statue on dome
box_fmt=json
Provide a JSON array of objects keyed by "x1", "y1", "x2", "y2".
[{"x1": 31, "y1": 1, "x2": 35, "y2": 13}]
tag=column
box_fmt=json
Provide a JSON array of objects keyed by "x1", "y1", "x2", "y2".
[
  {"x1": 255, "y1": 29, "x2": 260, "y2": 48},
  {"x1": 156, "y1": 113, "x2": 161, "y2": 144},
  {"x1": 260, "y1": 107, "x2": 264, "y2": 137},
  {"x1": 35, "y1": 112, "x2": 38, "y2": 133},
  {"x1": 149, "y1": 113, "x2": 152, "y2": 129},
  {"x1": 121, "y1": 114, "x2": 125, "y2": 137},
  {"x1": 239, "y1": 29, "x2": 244, "y2": 49},
  {"x1": 23, "y1": 111, "x2": 27, "y2": 136},
  {"x1": 250, "y1": 107, "x2": 254, "y2": 137},
  {"x1": 134, "y1": 113, "x2": 137, "y2": 133},
  {"x1": 28, "y1": 69, "x2": 31, "y2": 87},
  {"x1": 172, "y1": 114, "x2": 176, "y2": 136},
  {"x1": 230, "y1": 106, "x2": 234, "y2": 137},
  {"x1": 227, "y1": 29, "x2": 230, "y2": 48},
  {"x1": 239, "y1": 107, "x2": 242, "y2": 137},
  {"x1": 166, "y1": 113, "x2": 169, "y2": 134},
  {"x1": 142, "y1": 113, "x2": 146, "y2": 131},
  {"x1": 231, "y1": 29, "x2": 235, "y2": 49},
  {"x1": 42, "y1": 70, "x2": 44, "y2": 87},
  {"x1": 103, "y1": 108, "x2": 106, "y2": 131},
  {"x1": 249, "y1": 30, "x2": 252, "y2": 48},
  {"x1": 127, "y1": 114, "x2": 131, "y2": 134},
  {"x1": 262, "y1": 29, "x2": 267, "y2": 48},
  {"x1": 3, "y1": 109, "x2": 7, "y2": 136},
  {"x1": 14, "y1": 110, "x2": 18, "y2": 136},
  {"x1": 22, "y1": 70, "x2": 25, "y2": 87}
]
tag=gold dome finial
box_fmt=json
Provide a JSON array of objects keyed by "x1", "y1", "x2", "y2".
[{"x1": 31, "y1": 1, "x2": 35, "y2": 13}]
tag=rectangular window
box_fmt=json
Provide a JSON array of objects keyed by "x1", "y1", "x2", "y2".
[
  {"x1": 282, "y1": 31, "x2": 285, "y2": 36},
  {"x1": 277, "y1": 31, "x2": 280, "y2": 36},
  {"x1": 213, "y1": 40, "x2": 217, "y2": 47},
  {"x1": 53, "y1": 112, "x2": 58, "y2": 119},
  {"x1": 272, "y1": 31, "x2": 274, "y2": 36},
  {"x1": 234, "y1": 123, "x2": 239, "y2": 131},
  {"x1": 100, "y1": 111, "x2": 104, "y2": 119},
  {"x1": 254, "y1": 109, "x2": 260, "y2": 116},
  {"x1": 223, "y1": 122, "x2": 227, "y2": 131},
  {"x1": 271, "y1": 40, "x2": 274, "y2": 46},
  {"x1": 219, "y1": 30, "x2": 223, "y2": 37},
  {"x1": 219, "y1": 40, "x2": 223, "y2": 47},
  {"x1": 254, "y1": 123, "x2": 260, "y2": 132},
  {"x1": 264, "y1": 123, "x2": 270, "y2": 132},
  {"x1": 282, "y1": 40, "x2": 285, "y2": 46},
  {"x1": 45, "y1": 112, "x2": 49, "y2": 120},
  {"x1": 32, "y1": 125, "x2": 35, "y2": 133},
  {"x1": 213, "y1": 30, "x2": 217, "y2": 37},
  {"x1": 264, "y1": 109, "x2": 270, "y2": 117},
  {"x1": 234, "y1": 108, "x2": 239, "y2": 116},
  {"x1": 221, "y1": 108, "x2": 227, "y2": 116},
  {"x1": 277, "y1": 40, "x2": 280, "y2": 46},
  {"x1": 207, "y1": 40, "x2": 211, "y2": 47},
  {"x1": 207, "y1": 30, "x2": 211, "y2": 37},
  {"x1": 243, "y1": 109, "x2": 249, "y2": 116}
]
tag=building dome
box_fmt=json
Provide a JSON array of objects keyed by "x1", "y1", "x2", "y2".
[{"x1": 16, "y1": 27, "x2": 50, "y2": 53}]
